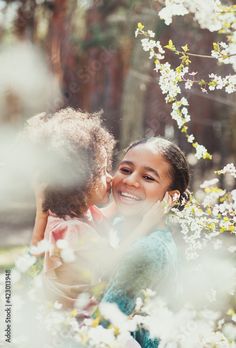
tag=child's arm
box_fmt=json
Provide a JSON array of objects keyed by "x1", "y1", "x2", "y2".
[
  {"x1": 100, "y1": 201, "x2": 117, "y2": 219},
  {"x1": 31, "y1": 185, "x2": 48, "y2": 246},
  {"x1": 31, "y1": 210, "x2": 48, "y2": 246}
]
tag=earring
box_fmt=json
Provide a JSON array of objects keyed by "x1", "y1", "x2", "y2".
[{"x1": 172, "y1": 193, "x2": 180, "y2": 202}]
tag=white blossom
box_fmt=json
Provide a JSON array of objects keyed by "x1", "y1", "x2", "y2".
[
  {"x1": 99, "y1": 302, "x2": 129, "y2": 331},
  {"x1": 88, "y1": 326, "x2": 116, "y2": 346},
  {"x1": 15, "y1": 253, "x2": 36, "y2": 273},
  {"x1": 141, "y1": 38, "x2": 156, "y2": 52},
  {"x1": 60, "y1": 247, "x2": 76, "y2": 263},
  {"x1": 187, "y1": 134, "x2": 194, "y2": 143},
  {"x1": 134, "y1": 28, "x2": 140, "y2": 38},
  {"x1": 54, "y1": 301, "x2": 63, "y2": 310},
  {"x1": 75, "y1": 292, "x2": 91, "y2": 310},
  {"x1": 29, "y1": 239, "x2": 51, "y2": 255},
  {"x1": 202, "y1": 190, "x2": 225, "y2": 207},
  {"x1": 56, "y1": 239, "x2": 69, "y2": 249},
  {"x1": 159, "y1": 0, "x2": 223, "y2": 32},
  {"x1": 222, "y1": 323, "x2": 236, "y2": 341},
  {"x1": 185, "y1": 80, "x2": 193, "y2": 89},
  {"x1": 200, "y1": 178, "x2": 219, "y2": 189},
  {"x1": 159, "y1": 2, "x2": 188, "y2": 25},
  {"x1": 147, "y1": 30, "x2": 155, "y2": 38},
  {"x1": 135, "y1": 297, "x2": 143, "y2": 311},
  {"x1": 195, "y1": 144, "x2": 208, "y2": 160},
  {"x1": 231, "y1": 190, "x2": 236, "y2": 202},
  {"x1": 218, "y1": 163, "x2": 236, "y2": 178},
  {"x1": 180, "y1": 97, "x2": 189, "y2": 105}
]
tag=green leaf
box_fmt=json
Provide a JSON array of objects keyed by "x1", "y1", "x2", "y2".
[
  {"x1": 213, "y1": 42, "x2": 220, "y2": 52},
  {"x1": 164, "y1": 40, "x2": 176, "y2": 51},
  {"x1": 199, "y1": 79, "x2": 206, "y2": 87},
  {"x1": 181, "y1": 126, "x2": 188, "y2": 133},
  {"x1": 203, "y1": 152, "x2": 212, "y2": 160},
  {"x1": 181, "y1": 44, "x2": 189, "y2": 52},
  {"x1": 137, "y1": 22, "x2": 144, "y2": 30}
]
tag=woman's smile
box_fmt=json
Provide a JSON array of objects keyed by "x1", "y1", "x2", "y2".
[{"x1": 117, "y1": 190, "x2": 143, "y2": 204}]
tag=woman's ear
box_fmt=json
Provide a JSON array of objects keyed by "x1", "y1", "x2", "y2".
[{"x1": 168, "y1": 190, "x2": 180, "y2": 206}]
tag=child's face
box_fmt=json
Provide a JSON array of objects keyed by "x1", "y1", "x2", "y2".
[
  {"x1": 93, "y1": 168, "x2": 112, "y2": 205},
  {"x1": 90, "y1": 151, "x2": 112, "y2": 206},
  {"x1": 112, "y1": 143, "x2": 172, "y2": 217}
]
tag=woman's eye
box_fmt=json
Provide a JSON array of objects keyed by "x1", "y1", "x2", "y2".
[
  {"x1": 143, "y1": 175, "x2": 155, "y2": 182},
  {"x1": 119, "y1": 167, "x2": 131, "y2": 174}
]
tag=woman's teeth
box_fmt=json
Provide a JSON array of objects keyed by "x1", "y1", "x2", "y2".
[{"x1": 120, "y1": 192, "x2": 141, "y2": 201}]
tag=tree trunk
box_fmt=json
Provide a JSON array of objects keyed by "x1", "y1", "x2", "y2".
[
  {"x1": 47, "y1": 0, "x2": 78, "y2": 108},
  {"x1": 120, "y1": 8, "x2": 157, "y2": 149}
]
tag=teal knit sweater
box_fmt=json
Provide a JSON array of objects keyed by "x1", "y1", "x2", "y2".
[{"x1": 102, "y1": 227, "x2": 177, "y2": 348}]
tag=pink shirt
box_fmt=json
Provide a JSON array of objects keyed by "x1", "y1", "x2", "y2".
[{"x1": 43, "y1": 206, "x2": 112, "y2": 310}]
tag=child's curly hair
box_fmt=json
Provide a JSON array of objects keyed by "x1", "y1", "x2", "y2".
[{"x1": 26, "y1": 108, "x2": 115, "y2": 218}]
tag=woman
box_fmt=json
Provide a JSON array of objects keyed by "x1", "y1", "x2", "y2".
[
  {"x1": 102, "y1": 137, "x2": 190, "y2": 347},
  {"x1": 29, "y1": 113, "x2": 190, "y2": 346}
]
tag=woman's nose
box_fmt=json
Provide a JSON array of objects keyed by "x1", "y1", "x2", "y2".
[{"x1": 123, "y1": 173, "x2": 140, "y2": 188}]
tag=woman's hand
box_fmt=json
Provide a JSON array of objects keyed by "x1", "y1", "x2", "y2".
[
  {"x1": 116, "y1": 193, "x2": 172, "y2": 257},
  {"x1": 141, "y1": 192, "x2": 172, "y2": 231}
]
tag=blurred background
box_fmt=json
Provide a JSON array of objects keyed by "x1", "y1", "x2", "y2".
[{"x1": 0, "y1": 0, "x2": 235, "y2": 265}]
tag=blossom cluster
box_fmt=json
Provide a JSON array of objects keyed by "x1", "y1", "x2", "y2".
[
  {"x1": 216, "y1": 163, "x2": 236, "y2": 179},
  {"x1": 136, "y1": 295, "x2": 236, "y2": 348},
  {"x1": 207, "y1": 73, "x2": 236, "y2": 94},
  {"x1": 3, "y1": 271, "x2": 236, "y2": 348},
  {"x1": 169, "y1": 172, "x2": 236, "y2": 261},
  {"x1": 158, "y1": 1, "x2": 236, "y2": 73},
  {"x1": 158, "y1": 0, "x2": 236, "y2": 34},
  {"x1": 136, "y1": 24, "x2": 211, "y2": 160}
]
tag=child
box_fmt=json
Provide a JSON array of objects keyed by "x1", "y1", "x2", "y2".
[{"x1": 26, "y1": 108, "x2": 116, "y2": 310}]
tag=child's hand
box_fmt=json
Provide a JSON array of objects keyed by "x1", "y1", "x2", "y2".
[{"x1": 31, "y1": 183, "x2": 48, "y2": 247}]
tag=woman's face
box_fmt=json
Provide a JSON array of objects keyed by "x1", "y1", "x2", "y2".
[{"x1": 112, "y1": 143, "x2": 173, "y2": 217}]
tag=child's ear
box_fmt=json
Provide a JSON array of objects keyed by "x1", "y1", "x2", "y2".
[{"x1": 168, "y1": 190, "x2": 180, "y2": 206}]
